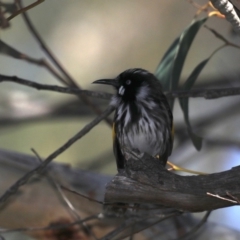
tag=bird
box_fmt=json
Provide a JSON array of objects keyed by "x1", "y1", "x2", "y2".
[{"x1": 93, "y1": 68, "x2": 173, "y2": 172}]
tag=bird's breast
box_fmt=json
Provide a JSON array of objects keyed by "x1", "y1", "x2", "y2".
[{"x1": 118, "y1": 119, "x2": 166, "y2": 157}]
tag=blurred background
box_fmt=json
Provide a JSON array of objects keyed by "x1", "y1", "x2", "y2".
[{"x1": 0, "y1": 0, "x2": 240, "y2": 237}]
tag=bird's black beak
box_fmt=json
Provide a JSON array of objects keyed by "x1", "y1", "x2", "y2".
[{"x1": 92, "y1": 79, "x2": 119, "y2": 88}]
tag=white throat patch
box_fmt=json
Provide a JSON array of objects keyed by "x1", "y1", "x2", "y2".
[
  {"x1": 118, "y1": 86, "x2": 125, "y2": 96},
  {"x1": 136, "y1": 85, "x2": 149, "y2": 101}
]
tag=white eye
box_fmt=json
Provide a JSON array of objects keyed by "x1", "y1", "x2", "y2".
[{"x1": 126, "y1": 79, "x2": 131, "y2": 85}]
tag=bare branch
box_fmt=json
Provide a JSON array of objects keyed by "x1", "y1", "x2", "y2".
[
  {"x1": 0, "y1": 39, "x2": 70, "y2": 85},
  {"x1": 100, "y1": 212, "x2": 181, "y2": 240},
  {"x1": 0, "y1": 3, "x2": 10, "y2": 28},
  {"x1": 226, "y1": 191, "x2": 240, "y2": 204},
  {"x1": 207, "y1": 192, "x2": 240, "y2": 204},
  {"x1": 33, "y1": 150, "x2": 99, "y2": 240},
  {"x1": 1, "y1": 74, "x2": 240, "y2": 100},
  {"x1": 7, "y1": 0, "x2": 44, "y2": 21},
  {"x1": 61, "y1": 185, "x2": 104, "y2": 205},
  {"x1": 205, "y1": 24, "x2": 240, "y2": 48},
  {"x1": 31, "y1": 148, "x2": 97, "y2": 240},
  {"x1": 0, "y1": 74, "x2": 112, "y2": 99},
  {"x1": 166, "y1": 86, "x2": 240, "y2": 99},
  {"x1": 0, "y1": 106, "x2": 114, "y2": 205},
  {"x1": 177, "y1": 211, "x2": 211, "y2": 240},
  {"x1": 17, "y1": 0, "x2": 113, "y2": 126},
  {"x1": 105, "y1": 152, "x2": 240, "y2": 212}
]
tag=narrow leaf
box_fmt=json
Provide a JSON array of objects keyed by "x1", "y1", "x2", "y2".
[
  {"x1": 155, "y1": 37, "x2": 180, "y2": 91},
  {"x1": 171, "y1": 17, "x2": 208, "y2": 91},
  {"x1": 155, "y1": 17, "x2": 208, "y2": 110},
  {"x1": 179, "y1": 58, "x2": 210, "y2": 150}
]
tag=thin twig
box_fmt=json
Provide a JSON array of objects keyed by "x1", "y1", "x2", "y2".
[
  {"x1": 0, "y1": 3, "x2": 10, "y2": 28},
  {"x1": 31, "y1": 148, "x2": 98, "y2": 240},
  {"x1": 61, "y1": 185, "x2": 168, "y2": 211},
  {"x1": 1, "y1": 74, "x2": 240, "y2": 100},
  {"x1": 17, "y1": 0, "x2": 75, "y2": 86},
  {"x1": 100, "y1": 212, "x2": 181, "y2": 240},
  {"x1": 7, "y1": 0, "x2": 44, "y2": 21},
  {"x1": 176, "y1": 211, "x2": 211, "y2": 240},
  {"x1": 206, "y1": 192, "x2": 239, "y2": 204},
  {"x1": 61, "y1": 185, "x2": 104, "y2": 205},
  {"x1": 166, "y1": 87, "x2": 240, "y2": 99},
  {"x1": 17, "y1": 0, "x2": 113, "y2": 126},
  {"x1": 0, "y1": 38, "x2": 69, "y2": 85},
  {"x1": 31, "y1": 149, "x2": 83, "y2": 220},
  {"x1": 205, "y1": 24, "x2": 240, "y2": 48},
  {"x1": 0, "y1": 106, "x2": 114, "y2": 205},
  {"x1": 226, "y1": 191, "x2": 240, "y2": 204},
  {"x1": 0, "y1": 74, "x2": 112, "y2": 99}
]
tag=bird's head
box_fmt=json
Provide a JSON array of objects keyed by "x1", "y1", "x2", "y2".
[{"x1": 93, "y1": 68, "x2": 160, "y2": 104}]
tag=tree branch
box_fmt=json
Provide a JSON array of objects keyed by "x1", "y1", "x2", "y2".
[
  {"x1": 1, "y1": 74, "x2": 240, "y2": 100},
  {"x1": 0, "y1": 106, "x2": 114, "y2": 205},
  {"x1": 7, "y1": 0, "x2": 44, "y2": 21},
  {"x1": 0, "y1": 74, "x2": 112, "y2": 99},
  {"x1": 17, "y1": 0, "x2": 113, "y2": 126},
  {"x1": 104, "y1": 152, "x2": 240, "y2": 212}
]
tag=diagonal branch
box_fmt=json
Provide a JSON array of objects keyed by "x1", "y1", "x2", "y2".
[
  {"x1": 17, "y1": 0, "x2": 113, "y2": 126},
  {"x1": 7, "y1": 0, "x2": 44, "y2": 21},
  {"x1": 0, "y1": 106, "x2": 114, "y2": 205}
]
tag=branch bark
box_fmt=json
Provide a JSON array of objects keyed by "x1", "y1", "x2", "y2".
[
  {"x1": 104, "y1": 152, "x2": 240, "y2": 212},
  {"x1": 1, "y1": 74, "x2": 240, "y2": 100}
]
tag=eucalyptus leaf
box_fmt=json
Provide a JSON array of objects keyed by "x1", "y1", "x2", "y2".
[
  {"x1": 179, "y1": 58, "x2": 210, "y2": 150},
  {"x1": 155, "y1": 17, "x2": 208, "y2": 150},
  {"x1": 155, "y1": 17, "x2": 208, "y2": 109}
]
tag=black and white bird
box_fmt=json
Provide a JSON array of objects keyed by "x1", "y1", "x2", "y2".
[{"x1": 93, "y1": 68, "x2": 173, "y2": 172}]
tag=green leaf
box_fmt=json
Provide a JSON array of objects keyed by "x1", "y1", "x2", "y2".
[
  {"x1": 179, "y1": 58, "x2": 210, "y2": 150},
  {"x1": 155, "y1": 17, "x2": 208, "y2": 150},
  {"x1": 155, "y1": 37, "x2": 180, "y2": 91},
  {"x1": 171, "y1": 17, "x2": 208, "y2": 90},
  {"x1": 155, "y1": 17, "x2": 208, "y2": 109}
]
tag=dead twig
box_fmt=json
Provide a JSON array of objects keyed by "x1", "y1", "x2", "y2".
[
  {"x1": 17, "y1": 0, "x2": 113, "y2": 126},
  {"x1": 206, "y1": 192, "x2": 239, "y2": 204},
  {"x1": 0, "y1": 106, "x2": 114, "y2": 205},
  {"x1": 7, "y1": 0, "x2": 44, "y2": 21}
]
